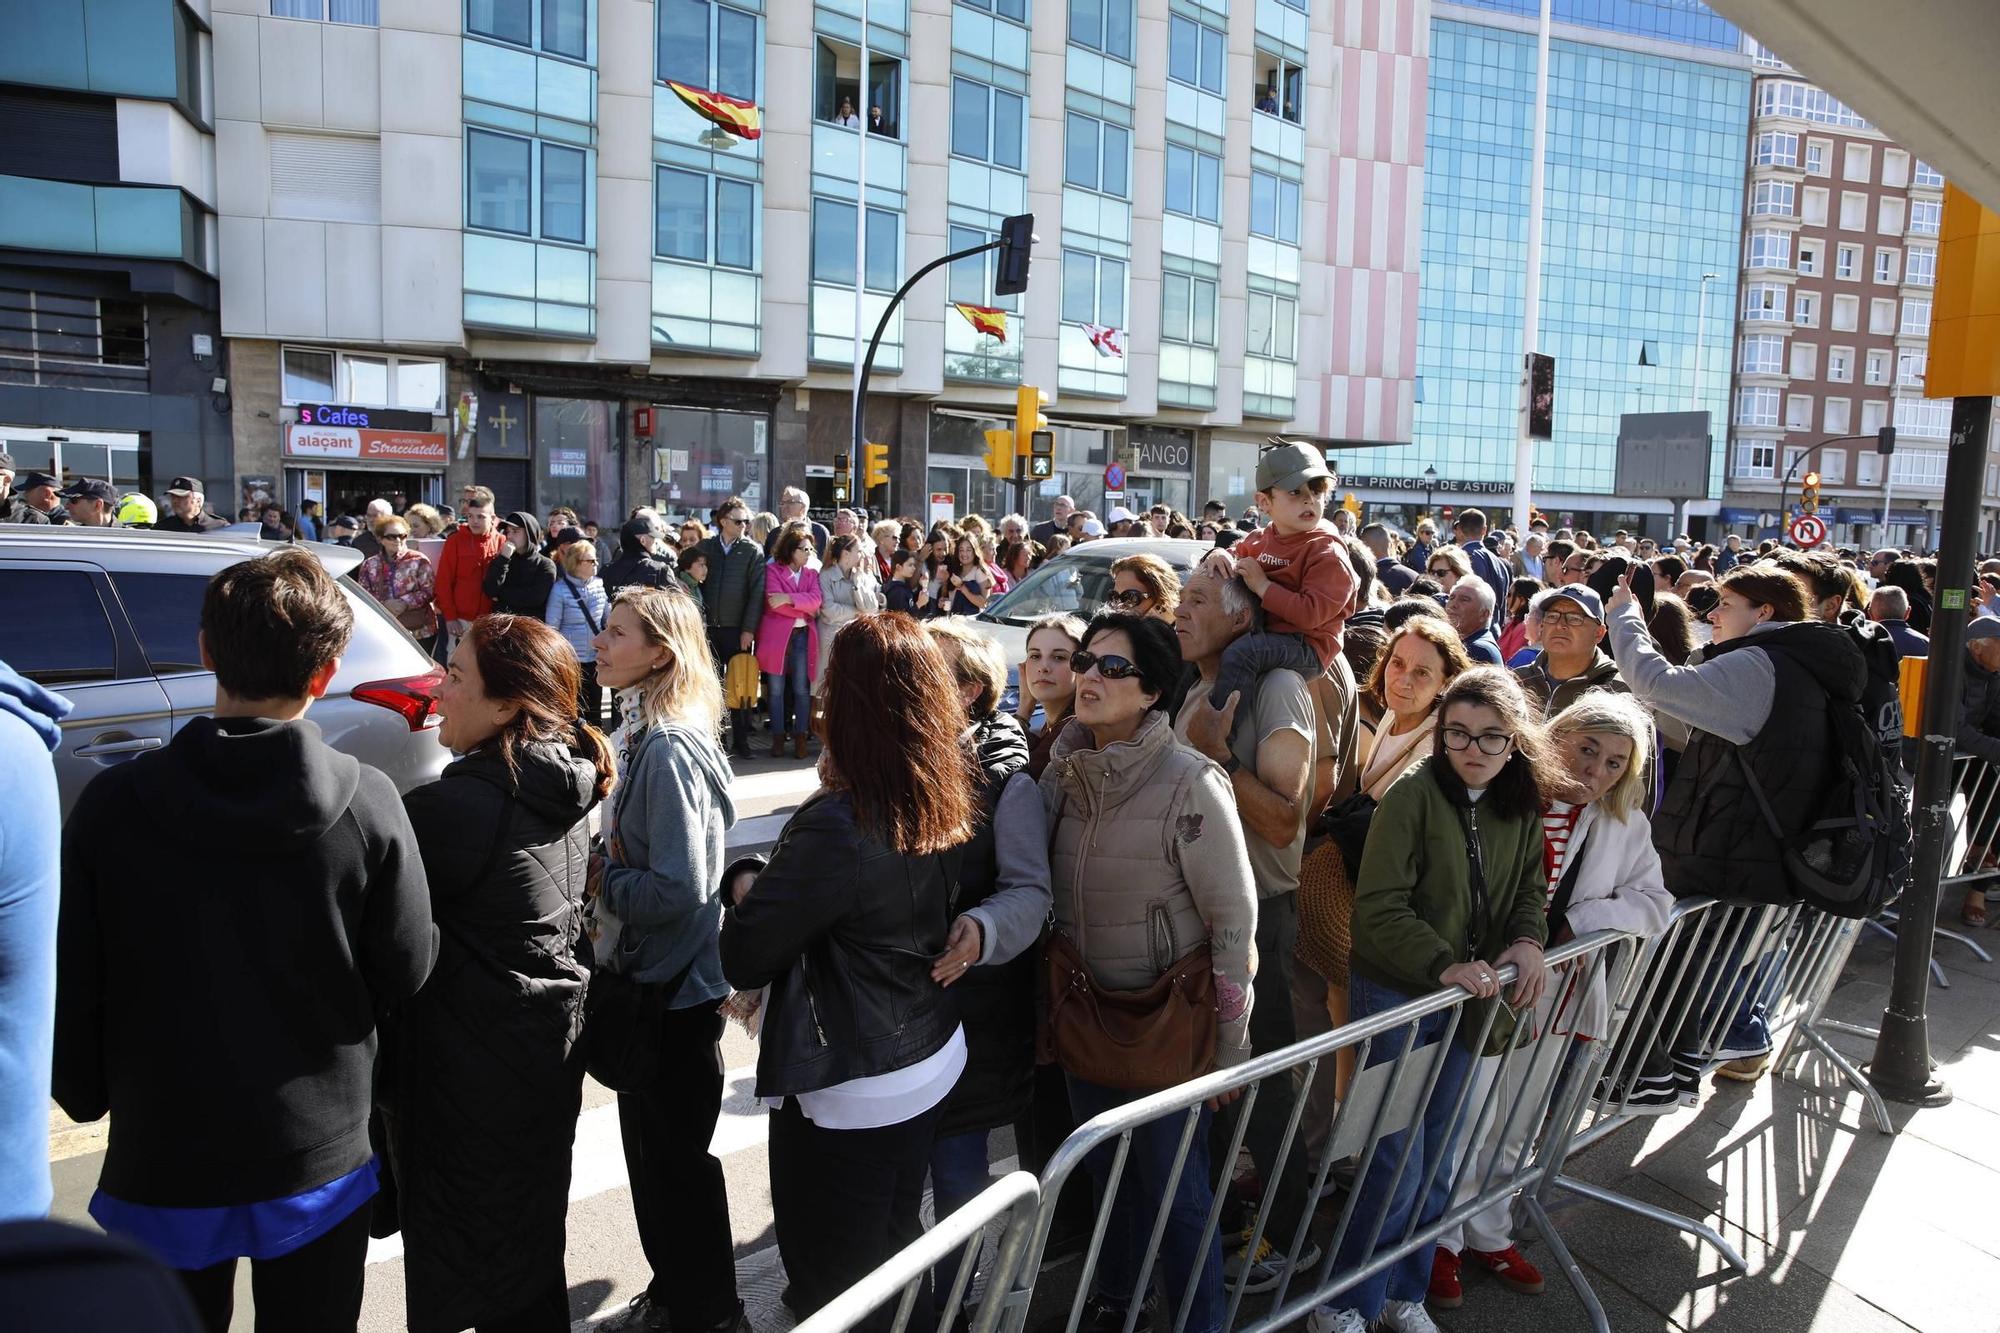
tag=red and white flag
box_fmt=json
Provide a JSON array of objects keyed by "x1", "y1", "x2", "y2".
[{"x1": 1082, "y1": 324, "x2": 1124, "y2": 359}]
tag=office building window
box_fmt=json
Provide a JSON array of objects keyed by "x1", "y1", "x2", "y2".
[
  {"x1": 1743, "y1": 282, "x2": 1786, "y2": 321},
  {"x1": 1735, "y1": 385, "x2": 1779, "y2": 426},
  {"x1": 654, "y1": 169, "x2": 756, "y2": 269},
  {"x1": 1735, "y1": 442, "x2": 1775, "y2": 479},
  {"x1": 1253, "y1": 53, "x2": 1305, "y2": 124},
  {"x1": 0, "y1": 289, "x2": 147, "y2": 391},
  {"x1": 1835, "y1": 243, "x2": 1859, "y2": 280},
  {"x1": 1246, "y1": 292, "x2": 1297, "y2": 361},
  {"x1": 1751, "y1": 131, "x2": 1796, "y2": 167},
  {"x1": 957, "y1": 0, "x2": 1026, "y2": 23},
  {"x1": 1804, "y1": 137, "x2": 1830, "y2": 175},
  {"x1": 1750, "y1": 180, "x2": 1793, "y2": 216},
  {"x1": 1746, "y1": 229, "x2": 1789, "y2": 270},
  {"x1": 1160, "y1": 273, "x2": 1217, "y2": 347},
  {"x1": 1914, "y1": 159, "x2": 1945, "y2": 189},
  {"x1": 467, "y1": 129, "x2": 533, "y2": 235},
  {"x1": 1740, "y1": 334, "x2": 1783, "y2": 375},
  {"x1": 1786, "y1": 394, "x2": 1813, "y2": 431},
  {"x1": 466, "y1": 0, "x2": 587, "y2": 60},
  {"x1": 1827, "y1": 346, "x2": 1853, "y2": 382},
  {"x1": 1865, "y1": 348, "x2": 1891, "y2": 384},
  {"x1": 1797, "y1": 239, "x2": 1822, "y2": 276},
  {"x1": 1064, "y1": 112, "x2": 1129, "y2": 198},
  {"x1": 659, "y1": 0, "x2": 760, "y2": 103},
  {"x1": 812, "y1": 200, "x2": 899, "y2": 292},
  {"x1": 1839, "y1": 191, "x2": 1866, "y2": 230},
  {"x1": 273, "y1": 0, "x2": 378, "y2": 22},
  {"x1": 1910, "y1": 199, "x2": 1942, "y2": 235},
  {"x1": 1790, "y1": 341, "x2": 1817, "y2": 379},
  {"x1": 1831, "y1": 293, "x2": 1858, "y2": 331},
  {"x1": 1793, "y1": 291, "x2": 1819, "y2": 328},
  {"x1": 1249, "y1": 171, "x2": 1300, "y2": 245},
  {"x1": 951, "y1": 79, "x2": 1025, "y2": 170},
  {"x1": 1164, "y1": 144, "x2": 1221, "y2": 223},
  {"x1": 1061, "y1": 249, "x2": 1126, "y2": 329},
  {"x1": 1823, "y1": 397, "x2": 1851, "y2": 434},
  {"x1": 1906, "y1": 245, "x2": 1936, "y2": 286},
  {"x1": 1168, "y1": 15, "x2": 1225, "y2": 95},
  {"x1": 1898, "y1": 349, "x2": 1927, "y2": 386},
  {"x1": 541, "y1": 143, "x2": 586, "y2": 242},
  {"x1": 1842, "y1": 142, "x2": 1872, "y2": 182},
  {"x1": 1068, "y1": 0, "x2": 1133, "y2": 61},
  {"x1": 947, "y1": 225, "x2": 1017, "y2": 311},
  {"x1": 1902, "y1": 298, "x2": 1932, "y2": 336}
]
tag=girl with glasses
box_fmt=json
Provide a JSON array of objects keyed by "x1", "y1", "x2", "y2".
[
  {"x1": 1041, "y1": 612, "x2": 1256, "y2": 1333},
  {"x1": 546, "y1": 542, "x2": 610, "y2": 723},
  {"x1": 1310, "y1": 668, "x2": 1555, "y2": 1333},
  {"x1": 357, "y1": 518, "x2": 440, "y2": 653}
]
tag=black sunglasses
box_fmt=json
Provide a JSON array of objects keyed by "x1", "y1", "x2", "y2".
[
  {"x1": 1070, "y1": 650, "x2": 1144, "y2": 681},
  {"x1": 1106, "y1": 588, "x2": 1151, "y2": 608}
]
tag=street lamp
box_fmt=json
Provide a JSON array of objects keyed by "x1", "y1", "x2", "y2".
[
  {"x1": 1422, "y1": 464, "x2": 1438, "y2": 517},
  {"x1": 1692, "y1": 272, "x2": 1717, "y2": 409}
]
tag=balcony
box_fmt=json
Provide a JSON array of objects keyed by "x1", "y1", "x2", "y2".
[{"x1": 0, "y1": 175, "x2": 203, "y2": 269}]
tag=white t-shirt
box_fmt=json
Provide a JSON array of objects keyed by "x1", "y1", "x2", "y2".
[{"x1": 790, "y1": 1024, "x2": 968, "y2": 1130}]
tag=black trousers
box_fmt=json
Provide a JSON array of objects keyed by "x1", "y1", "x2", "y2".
[
  {"x1": 769, "y1": 1096, "x2": 945, "y2": 1332},
  {"x1": 178, "y1": 1199, "x2": 371, "y2": 1333},
  {"x1": 1216, "y1": 890, "x2": 1307, "y2": 1247},
  {"x1": 476, "y1": 1275, "x2": 570, "y2": 1333},
  {"x1": 616, "y1": 1004, "x2": 739, "y2": 1330},
  {"x1": 706, "y1": 625, "x2": 753, "y2": 754}
]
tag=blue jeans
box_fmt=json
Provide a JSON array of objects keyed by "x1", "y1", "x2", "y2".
[
  {"x1": 1327, "y1": 974, "x2": 1475, "y2": 1321},
  {"x1": 766, "y1": 629, "x2": 810, "y2": 736},
  {"x1": 1064, "y1": 1076, "x2": 1225, "y2": 1333},
  {"x1": 929, "y1": 1130, "x2": 993, "y2": 1309},
  {"x1": 1211, "y1": 630, "x2": 1326, "y2": 717}
]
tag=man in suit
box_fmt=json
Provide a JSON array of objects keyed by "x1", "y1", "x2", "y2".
[{"x1": 1454, "y1": 508, "x2": 1511, "y2": 628}]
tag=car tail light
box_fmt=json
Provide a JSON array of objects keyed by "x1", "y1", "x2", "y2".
[{"x1": 351, "y1": 666, "x2": 446, "y2": 731}]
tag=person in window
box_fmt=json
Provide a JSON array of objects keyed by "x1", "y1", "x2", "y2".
[
  {"x1": 833, "y1": 95, "x2": 860, "y2": 128},
  {"x1": 868, "y1": 104, "x2": 892, "y2": 137},
  {"x1": 1256, "y1": 86, "x2": 1279, "y2": 114}
]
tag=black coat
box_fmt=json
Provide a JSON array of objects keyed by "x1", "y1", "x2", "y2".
[
  {"x1": 603, "y1": 548, "x2": 674, "y2": 598},
  {"x1": 381, "y1": 740, "x2": 598, "y2": 1333},
  {"x1": 721, "y1": 789, "x2": 959, "y2": 1098},
  {"x1": 484, "y1": 539, "x2": 559, "y2": 620}
]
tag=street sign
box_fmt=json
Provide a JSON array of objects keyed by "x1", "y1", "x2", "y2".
[
  {"x1": 1104, "y1": 462, "x2": 1126, "y2": 490},
  {"x1": 930, "y1": 492, "x2": 956, "y2": 524},
  {"x1": 1789, "y1": 513, "x2": 1828, "y2": 547}
]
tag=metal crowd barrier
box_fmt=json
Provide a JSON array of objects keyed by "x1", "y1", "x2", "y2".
[
  {"x1": 791, "y1": 1171, "x2": 1043, "y2": 1333},
  {"x1": 1869, "y1": 753, "x2": 1997, "y2": 987}
]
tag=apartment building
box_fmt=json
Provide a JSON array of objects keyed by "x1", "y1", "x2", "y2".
[
  {"x1": 0, "y1": 0, "x2": 233, "y2": 503},
  {"x1": 199, "y1": 0, "x2": 1424, "y2": 528}
]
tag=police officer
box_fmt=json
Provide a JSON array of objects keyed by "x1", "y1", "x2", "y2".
[
  {"x1": 0, "y1": 453, "x2": 48, "y2": 524},
  {"x1": 15, "y1": 471, "x2": 68, "y2": 524},
  {"x1": 60, "y1": 479, "x2": 121, "y2": 526}
]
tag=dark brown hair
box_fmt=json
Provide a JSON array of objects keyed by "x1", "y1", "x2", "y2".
[
  {"x1": 1645, "y1": 591, "x2": 1695, "y2": 666},
  {"x1": 1431, "y1": 666, "x2": 1556, "y2": 822},
  {"x1": 463, "y1": 615, "x2": 615, "y2": 801},
  {"x1": 1717, "y1": 564, "x2": 1811, "y2": 622},
  {"x1": 819, "y1": 613, "x2": 978, "y2": 854},
  {"x1": 201, "y1": 547, "x2": 353, "y2": 700},
  {"x1": 772, "y1": 519, "x2": 816, "y2": 566}
]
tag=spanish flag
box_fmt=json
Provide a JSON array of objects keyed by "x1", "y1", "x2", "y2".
[
  {"x1": 954, "y1": 303, "x2": 1008, "y2": 343},
  {"x1": 668, "y1": 82, "x2": 763, "y2": 140}
]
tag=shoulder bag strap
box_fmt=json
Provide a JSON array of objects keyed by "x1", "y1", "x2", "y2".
[{"x1": 562, "y1": 571, "x2": 602, "y2": 635}]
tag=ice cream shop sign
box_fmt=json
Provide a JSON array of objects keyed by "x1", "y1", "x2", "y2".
[{"x1": 284, "y1": 423, "x2": 448, "y2": 465}]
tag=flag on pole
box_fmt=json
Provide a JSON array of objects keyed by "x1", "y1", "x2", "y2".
[
  {"x1": 1083, "y1": 324, "x2": 1124, "y2": 358},
  {"x1": 953, "y1": 303, "x2": 1009, "y2": 342},
  {"x1": 667, "y1": 83, "x2": 763, "y2": 140}
]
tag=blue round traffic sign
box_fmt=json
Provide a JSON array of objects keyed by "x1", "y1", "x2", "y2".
[{"x1": 1105, "y1": 463, "x2": 1126, "y2": 490}]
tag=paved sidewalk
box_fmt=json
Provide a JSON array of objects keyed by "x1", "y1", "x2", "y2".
[{"x1": 1436, "y1": 917, "x2": 2000, "y2": 1333}]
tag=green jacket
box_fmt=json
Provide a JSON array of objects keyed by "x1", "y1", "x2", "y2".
[{"x1": 1350, "y1": 757, "x2": 1548, "y2": 998}]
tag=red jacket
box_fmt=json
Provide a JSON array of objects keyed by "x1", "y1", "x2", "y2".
[
  {"x1": 434, "y1": 527, "x2": 505, "y2": 623},
  {"x1": 1233, "y1": 522, "x2": 1356, "y2": 664}
]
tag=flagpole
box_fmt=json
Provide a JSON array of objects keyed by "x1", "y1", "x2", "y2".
[{"x1": 850, "y1": 13, "x2": 870, "y2": 510}]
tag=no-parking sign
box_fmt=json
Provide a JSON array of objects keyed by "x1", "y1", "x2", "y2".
[{"x1": 1789, "y1": 513, "x2": 1828, "y2": 547}]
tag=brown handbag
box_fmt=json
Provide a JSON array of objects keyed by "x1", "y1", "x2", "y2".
[{"x1": 1041, "y1": 928, "x2": 1217, "y2": 1092}]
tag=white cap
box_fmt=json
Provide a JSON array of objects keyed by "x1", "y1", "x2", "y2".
[
  {"x1": 1080, "y1": 518, "x2": 1106, "y2": 537},
  {"x1": 1107, "y1": 506, "x2": 1137, "y2": 524}
]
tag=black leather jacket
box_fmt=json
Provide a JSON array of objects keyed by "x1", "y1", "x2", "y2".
[{"x1": 720, "y1": 789, "x2": 960, "y2": 1098}]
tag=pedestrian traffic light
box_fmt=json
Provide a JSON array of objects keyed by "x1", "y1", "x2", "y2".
[
  {"x1": 833, "y1": 449, "x2": 849, "y2": 477},
  {"x1": 864, "y1": 441, "x2": 890, "y2": 491},
  {"x1": 995, "y1": 214, "x2": 1035, "y2": 296},
  {"x1": 1802, "y1": 470, "x2": 1821, "y2": 513},
  {"x1": 1015, "y1": 386, "x2": 1049, "y2": 467},
  {"x1": 984, "y1": 428, "x2": 1015, "y2": 479},
  {"x1": 1877, "y1": 426, "x2": 1897, "y2": 456},
  {"x1": 1029, "y1": 429, "x2": 1054, "y2": 480}
]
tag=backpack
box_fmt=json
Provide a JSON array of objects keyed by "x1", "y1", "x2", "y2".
[{"x1": 1732, "y1": 688, "x2": 1912, "y2": 919}]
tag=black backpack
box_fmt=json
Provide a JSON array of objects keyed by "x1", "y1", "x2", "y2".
[{"x1": 1733, "y1": 687, "x2": 1912, "y2": 919}]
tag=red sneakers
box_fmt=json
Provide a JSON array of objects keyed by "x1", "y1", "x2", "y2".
[
  {"x1": 1462, "y1": 1244, "x2": 1547, "y2": 1294},
  {"x1": 1427, "y1": 1246, "x2": 1463, "y2": 1309}
]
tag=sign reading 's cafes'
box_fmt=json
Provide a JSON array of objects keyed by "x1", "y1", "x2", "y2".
[{"x1": 284, "y1": 422, "x2": 448, "y2": 465}]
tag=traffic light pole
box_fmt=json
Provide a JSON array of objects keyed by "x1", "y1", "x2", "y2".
[
  {"x1": 850, "y1": 239, "x2": 1003, "y2": 503},
  {"x1": 1870, "y1": 395, "x2": 1992, "y2": 1108}
]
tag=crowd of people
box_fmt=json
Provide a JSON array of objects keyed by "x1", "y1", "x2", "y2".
[{"x1": 2, "y1": 436, "x2": 1986, "y2": 1333}]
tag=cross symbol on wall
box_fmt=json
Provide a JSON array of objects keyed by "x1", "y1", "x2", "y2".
[{"x1": 488, "y1": 406, "x2": 518, "y2": 449}]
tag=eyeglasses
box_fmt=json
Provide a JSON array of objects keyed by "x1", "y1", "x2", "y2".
[
  {"x1": 1561, "y1": 561, "x2": 1589, "y2": 574},
  {"x1": 1105, "y1": 589, "x2": 1152, "y2": 608},
  {"x1": 1440, "y1": 727, "x2": 1515, "y2": 756},
  {"x1": 1428, "y1": 565, "x2": 1454, "y2": 576},
  {"x1": 380, "y1": 532, "x2": 409, "y2": 542},
  {"x1": 1069, "y1": 650, "x2": 1144, "y2": 681},
  {"x1": 1541, "y1": 611, "x2": 1597, "y2": 628}
]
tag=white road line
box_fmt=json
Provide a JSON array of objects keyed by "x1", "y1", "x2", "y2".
[{"x1": 727, "y1": 811, "x2": 794, "y2": 850}]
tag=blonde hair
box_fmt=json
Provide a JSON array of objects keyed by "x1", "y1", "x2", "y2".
[
  {"x1": 612, "y1": 586, "x2": 722, "y2": 735},
  {"x1": 924, "y1": 616, "x2": 1007, "y2": 717},
  {"x1": 1425, "y1": 545, "x2": 1472, "y2": 579},
  {"x1": 1545, "y1": 692, "x2": 1654, "y2": 820},
  {"x1": 750, "y1": 511, "x2": 779, "y2": 544},
  {"x1": 870, "y1": 519, "x2": 901, "y2": 546},
  {"x1": 403, "y1": 503, "x2": 443, "y2": 537},
  {"x1": 560, "y1": 542, "x2": 599, "y2": 576},
  {"x1": 1110, "y1": 552, "x2": 1181, "y2": 618},
  {"x1": 371, "y1": 513, "x2": 410, "y2": 538}
]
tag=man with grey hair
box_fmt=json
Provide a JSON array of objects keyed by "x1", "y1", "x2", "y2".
[
  {"x1": 1031, "y1": 496, "x2": 1074, "y2": 546},
  {"x1": 766, "y1": 484, "x2": 829, "y2": 556},
  {"x1": 1170, "y1": 564, "x2": 1333, "y2": 1290},
  {"x1": 998, "y1": 513, "x2": 1028, "y2": 545},
  {"x1": 1519, "y1": 531, "x2": 1546, "y2": 581},
  {"x1": 1868, "y1": 585, "x2": 1929, "y2": 658},
  {"x1": 1446, "y1": 576, "x2": 1503, "y2": 664}
]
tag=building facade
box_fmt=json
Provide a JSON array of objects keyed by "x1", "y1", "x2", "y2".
[
  {"x1": 0, "y1": 0, "x2": 232, "y2": 506},
  {"x1": 1718, "y1": 40, "x2": 1985, "y2": 552},
  {"x1": 1333, "y1": 0, "x2": 1752, "y2": 539},
  {"x1": 198, "y1": 0, "x2": 1426, "y2": 531}
]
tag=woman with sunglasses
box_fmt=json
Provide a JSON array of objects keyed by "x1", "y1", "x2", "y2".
[
  {"x1": 1013, "y1": 613, "x2": 1086, "y2": 779},
  {"x1": 545, "y1": 541, "x2": 611, "y2": 724},
  {"x1": 1308, "y1": 668, "x2": 1554, "y2": 1333},
  {"x1": 1426, "y1": 545, "x2": 1470, "y2": 594},
  {"x1": 1041, "y1": 612, "x2": 1256, "y2": 1333},
  {"x1": 357, "y1": 515, "x2": 440, "y2": 654},
  {"x1": 1106, "y1": 552, "x2": 1180, "y2": 621}
]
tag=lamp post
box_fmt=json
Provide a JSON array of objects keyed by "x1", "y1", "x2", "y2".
[
  {"x1": 1422, "y1": 464, "x2": 1437, "y2": 518},
  {"x1": 1692, "y1": 272, "x2": 1717, "y2": 409}
]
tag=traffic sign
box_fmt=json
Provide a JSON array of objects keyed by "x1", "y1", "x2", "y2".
[
  {"x1": 1789, "y1": 513, "x2": 1828, "y2": 547},
  {"x1": 1104, "y1": 462, "x2": 1126, "y2": 490}
]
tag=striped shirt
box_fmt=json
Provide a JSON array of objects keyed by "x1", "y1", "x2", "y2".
[{"x1": 1542, "y1": 801, "x2": 1583, "y2": 898}]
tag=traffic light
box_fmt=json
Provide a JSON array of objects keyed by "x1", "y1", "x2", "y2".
[
  {"x1": 984, "y1": 428, "x2": 1015, "y2": 479},
  {"x1": 1526, "y1": 352, "x2": 1555, "y2": 440},
  {"x1": 831, "y1": 450, "x2": 851, "y2": 504},
  {"x1": 1877, "y1": 426, "x2": 1897, "y2": 456},
  {"x1": 863, "y1": 441, "x2": 890, "y2": 491},
  {"x1": 1029, "y1": 429, "x2": 1054, "y2": 480},
  {"x1": 995, "y1": 214, "x2": 1035, "y2": 296},
  {"x1": 1801, "y1": 470, "x2": 1821, "y2": 513},
  {"x1": 1015, "y1": 386, "x2": 1049, "y2": 469}
]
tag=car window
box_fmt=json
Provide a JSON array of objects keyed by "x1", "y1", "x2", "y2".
[
  {"x1": 112, "y1": 573, "x2": 209, "y2": 675},
  {"x1": 985, "y1": 549, "x2": 1197, "y2": 625},
  {"x1": 0, "y1": 569, "x2": 118, "y2": 684}
]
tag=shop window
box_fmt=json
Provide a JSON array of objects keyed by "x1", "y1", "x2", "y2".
[
  {"x1": 653, "y1": 406, "x2": 769, "y2": 514},
  {"x1": 1253, "y1": 53, "x2": 1304, "y2": 124},
  {"x1": 812, "y1": 200, "x2": 899, "y2": 292},
  {"x1": 533, "y1": 398, "x2": 621, "y2": 526},
  {"x1": 658, "y1": 0, "x2": 760, "y2": 103},
  {"x1": 815, "y1": 38, "x2": 901, "y2": 137}
]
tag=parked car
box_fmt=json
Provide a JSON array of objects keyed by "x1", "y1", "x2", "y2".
[
  {"x1": 972, "y1": 537, "x2": 1208, "y2": 710},
  {"x1": 0, "y1": 526, "x2": 451, "y2": 820}
]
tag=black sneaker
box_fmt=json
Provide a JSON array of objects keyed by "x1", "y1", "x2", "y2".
[
  {"x1": 598, "y1": 1293, "x2": 670, "y2": 1332},
  {"x1": 1072, "y1": 1294, "x2": 1157, "y2": 1333}
]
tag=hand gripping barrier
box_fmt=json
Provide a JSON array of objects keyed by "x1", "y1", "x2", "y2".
[{"x1": 791, "y1": 1171, "x2": 1044, "y2": 1333}]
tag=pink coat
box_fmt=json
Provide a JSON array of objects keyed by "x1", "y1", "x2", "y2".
[{"x1": 756, "y1": 562, "x2": 823, "y2": 676}]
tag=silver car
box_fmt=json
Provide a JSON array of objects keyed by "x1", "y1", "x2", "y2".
[{"x1": 0, "y1": 526, "x2": 452, "y2": 820}]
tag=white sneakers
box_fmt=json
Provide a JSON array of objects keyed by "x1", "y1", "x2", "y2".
[
  {"x1": 1305, "y1": 1308, "x2": 1368, "y2": 1333},
  {"x1": 1379, "y1": 1299, "x2": 1443, "y2": 1333}
]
